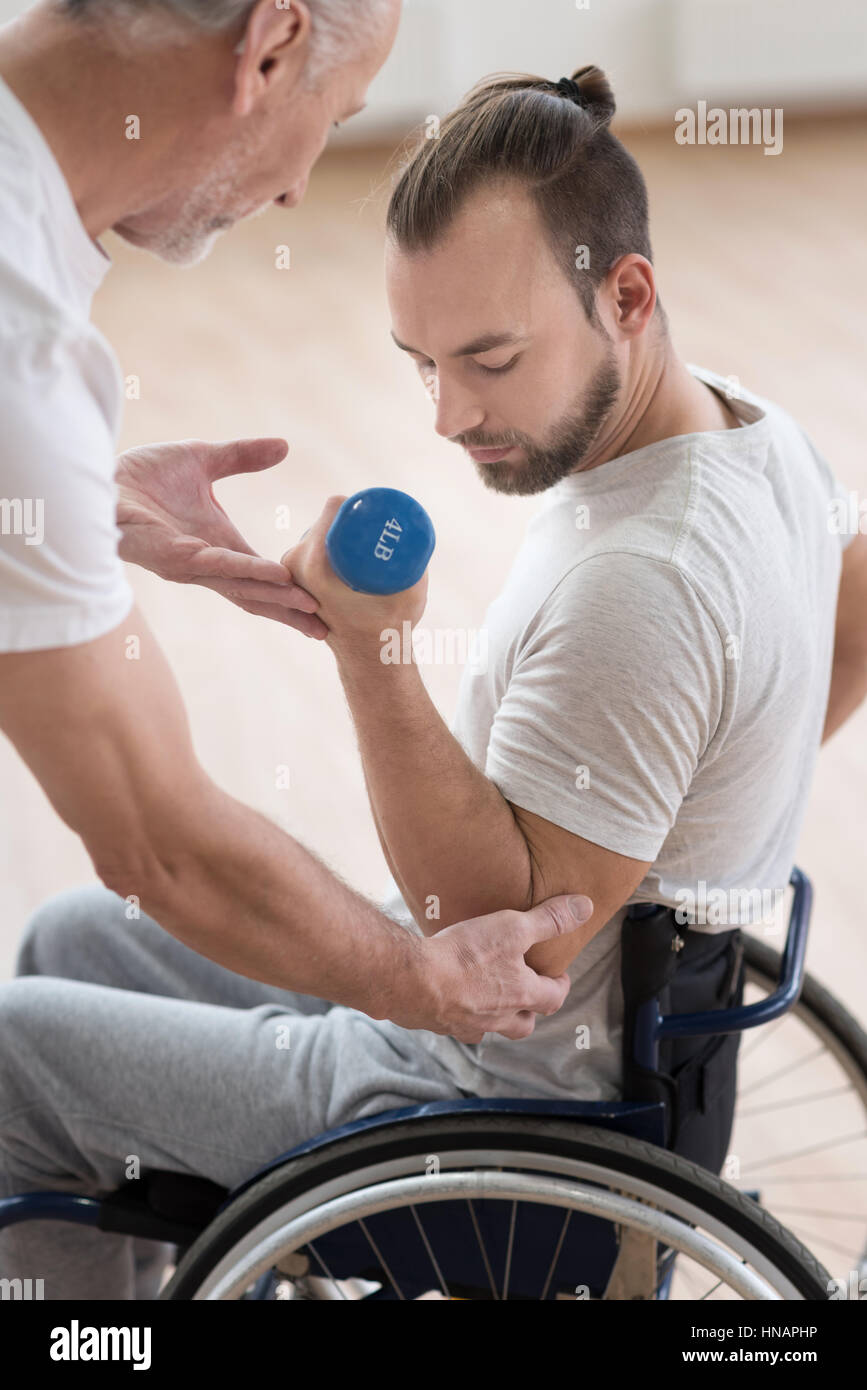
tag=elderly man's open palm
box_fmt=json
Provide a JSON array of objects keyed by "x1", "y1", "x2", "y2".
[{"x1": 115, "y1": 437, "x2": 329, "y2": 637}]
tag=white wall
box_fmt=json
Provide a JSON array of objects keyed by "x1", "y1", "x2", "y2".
[
  {"x1": 2, "y1": 0, "x2": 865, "y2": 135},
  {"x1": 357, "y1": 0, "x2": 867, "y2": 138}
]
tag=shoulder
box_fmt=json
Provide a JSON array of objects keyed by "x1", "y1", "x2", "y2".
[
  {"x1": 545, "y1": 548, "x2": 718, "y2": 623},
  {"x1": 515, "y1": 549, "x2": 726, "y2": 683}
]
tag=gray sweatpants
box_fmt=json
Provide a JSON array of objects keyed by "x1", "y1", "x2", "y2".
[{"x1": 0, "y1": 884, "x2": 467, "y2": 1300}]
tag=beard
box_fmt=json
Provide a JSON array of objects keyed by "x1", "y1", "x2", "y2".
[{"x1": 460, "y1": 340, "x2": 622, "y2": 497}]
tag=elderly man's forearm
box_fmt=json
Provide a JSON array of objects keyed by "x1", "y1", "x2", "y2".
[{"x1": 93, "y1": 780, "x2": 424, "y2": 1019}]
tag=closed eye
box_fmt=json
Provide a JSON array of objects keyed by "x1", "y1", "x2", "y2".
[
  {"x1": 413, "y1": 354, "x2": 521, "y2": 377},
  {"x1": 477, "y1": 355, "x2": 520, "y2": 375}
]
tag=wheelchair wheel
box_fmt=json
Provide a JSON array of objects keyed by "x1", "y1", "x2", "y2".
[
  {"x1": 718, "y1": 932, "x2": 867, "y2": 1292},
  {"x1": 160, "y1": 1116, "x2": 832, "y2": 1300}
]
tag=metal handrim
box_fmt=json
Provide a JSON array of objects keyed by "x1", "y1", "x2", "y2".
[{"x1": 183, "y1": 1143, "x2": 816, "y2": 1301}]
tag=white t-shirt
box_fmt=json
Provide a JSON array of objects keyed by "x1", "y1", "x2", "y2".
[
  {"x1": 378, "y1": 367, "x2": 852, "y2": 1101},
  {"x1": 0, "y1": 76, "x2": 133, "y2": 652}
]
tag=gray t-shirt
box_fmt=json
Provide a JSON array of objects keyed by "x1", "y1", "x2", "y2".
[{"x1": 377, "y1": 365, "x2": 852, "y2": 1101}]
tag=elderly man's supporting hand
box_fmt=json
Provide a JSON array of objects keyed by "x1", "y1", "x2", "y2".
[
  {"x1": 116, "y1": 437, "x2": 329, "y2": 637},
  {"x1": 407, "y1": 895, "x2": 591, "y2": 1043}
]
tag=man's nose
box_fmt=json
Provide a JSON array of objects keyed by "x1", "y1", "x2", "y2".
[
  {"x1": 433, "y1": 378, "x2": 484, "y2": 441},
  {"x1": 280, "y1": 175, "x2": 310, "y2": 208}
]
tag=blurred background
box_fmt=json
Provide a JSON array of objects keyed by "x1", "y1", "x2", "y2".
[{"x1": 0, "y1": 0, "x2": 865, "y2": 1031}]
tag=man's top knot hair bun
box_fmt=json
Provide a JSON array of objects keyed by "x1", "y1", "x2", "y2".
[
  {"x1": 560, "y1": 64, "x2": 617, "y2": 128},
  {"x1": 555, "y1": 76, "x2": 586, "y2": 106}
]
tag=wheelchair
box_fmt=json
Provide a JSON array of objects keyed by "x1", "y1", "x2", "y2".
[{"x1": 1, "y1": 867, "x2": 865, "y2": 1300}]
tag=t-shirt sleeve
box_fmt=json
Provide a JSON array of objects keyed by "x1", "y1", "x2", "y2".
[
  {"x1": 826, "y1": 470, "x2": 857, "y2": 554},
  {"x1": 0, "y1": 335, "x2": 134, "y2": 652},
  {"x1": 798, "y1": 424, "x2": 856, "y2": 553},
  {"x1": 484, "y1": 551, "x2": 726, "y2": 862}
]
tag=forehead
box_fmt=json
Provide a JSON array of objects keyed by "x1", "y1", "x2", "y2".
[{"x1": 386, "y1": 183, "x2": 562, "y2": 338}]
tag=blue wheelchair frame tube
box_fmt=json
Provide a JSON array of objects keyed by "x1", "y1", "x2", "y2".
[
  {"x1": 0, "y1": 1192, "x2": 103, "y2": 1229},
  {"x1": 633, "y1": 866, "x2": 811, "y2": 1073}
]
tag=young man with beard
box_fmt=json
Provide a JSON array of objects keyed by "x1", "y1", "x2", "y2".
[{"x1": 282, "y1": 64, "x2": 867, "y2": 1158}]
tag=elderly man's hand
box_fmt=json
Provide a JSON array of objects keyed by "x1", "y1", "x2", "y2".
[
  {"x1": 387, "y1": 895, "x2": 593, "y2": 1042},
  {"x1": 116, "y1": 438, "x2": 328, "y2": 637},
  {"x1": 281, "y1": 496, "x2": 429, "y2": 658}
]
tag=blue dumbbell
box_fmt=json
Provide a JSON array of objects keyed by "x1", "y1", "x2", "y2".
[{"x1": 325, "y1": 488, "x2": 436, "y2": 595}]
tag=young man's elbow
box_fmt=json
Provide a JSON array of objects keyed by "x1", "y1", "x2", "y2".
[{"x1": 89, "y1": 826, "x2": 188, "y2": 907}]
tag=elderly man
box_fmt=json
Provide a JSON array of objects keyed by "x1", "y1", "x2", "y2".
[{"x1": 0, "y1": 1, "x2": 591, "y2": 1299}]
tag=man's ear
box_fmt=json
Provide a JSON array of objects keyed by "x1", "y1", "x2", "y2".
[
  {"x1": 609, "y1": 254, "x2": 656, "y2": 339},
  {"x1": 232, "y1": 0, "x2": 314, "y2": 118}
]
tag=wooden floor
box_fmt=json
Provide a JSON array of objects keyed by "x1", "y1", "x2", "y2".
[{"x1": 1, "y1": 120, "x2": 864, "y2": 984}]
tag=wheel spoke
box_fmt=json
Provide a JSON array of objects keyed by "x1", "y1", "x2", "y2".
[
  {"x1": 502, "y1": 1201, "x2": 517, "y2": 1301},
  {"x1": 739, "y1": 1015, "x2": 788, "y2": 1060},
  {"x1": 540, "y1": 1209, "x2": 573, "y2": 1302},
  {"x1": 305, "y1": 1241, "x2": 350, "y2": 1299},
  {"x1": 358, "y1": 1218, "x2": 405, "y2": 1300},
  {"x1": 737, "y1": 1045, "x2": 826, "y2": 1098},
  {"x1": 409, "y1": 1205, "x2": 450, "y2": 1299},
  {"x1": 466, "y1": 1199, "x2": 499, "y2": 1299},
  {"x1": 740, "y1": 1129, "x2": 867, "y2": 1174},
  {"x1": 736, "y1": 1083, "x2": 853, "y2": 1119}
]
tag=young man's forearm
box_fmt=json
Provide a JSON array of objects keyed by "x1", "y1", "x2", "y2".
[{"x1": 335, "y1": 645, "x2": 534, "y2": 931}]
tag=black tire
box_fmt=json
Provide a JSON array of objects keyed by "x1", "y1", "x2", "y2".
[
  {"x1": 161, "y1": 1116, "x2": 834, "y2": 1300},
  {"x1": 742, "y1": 934, "x2": 867, "y2": 1084}
]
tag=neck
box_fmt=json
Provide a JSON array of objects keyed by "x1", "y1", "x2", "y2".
[
  {"x1": 582, "y1": 329, "x2": 739, "y2": 472},
  {"x1": 0, "y1": 4, "x2": 225, "y2": 239}
]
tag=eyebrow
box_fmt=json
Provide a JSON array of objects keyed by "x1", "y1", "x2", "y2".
[{"x1": 390, "y1": 330, "x2": 523, "y2": 359}]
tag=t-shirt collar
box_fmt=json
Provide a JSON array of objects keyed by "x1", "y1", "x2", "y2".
[{"x1": 547, "y1": 364, "x2": 769, "y2": 498}]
